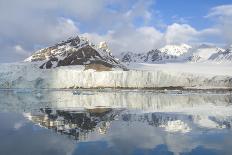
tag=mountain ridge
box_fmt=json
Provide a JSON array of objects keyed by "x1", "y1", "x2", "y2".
[
  {"x1": 25, "y1": 35, "x2": 232, "y2": 69},
  {"x1": 25, "y1": 36, "x2": 128, "y2": 71},
  {"x1": 118, "y1": 43, "x2": 231, "y2": 64}
]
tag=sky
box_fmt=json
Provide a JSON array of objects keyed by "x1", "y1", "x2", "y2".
[{"x1": 0, "y1": 0, "x2": 232, "y2": 62}]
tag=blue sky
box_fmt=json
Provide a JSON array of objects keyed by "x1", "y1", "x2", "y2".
[
  {"x1": 154, "y1": 0, "x2": 232, "y2": 29},
  {"x1": 0, "y1": 0, "x2": 232, "y2": 62}
]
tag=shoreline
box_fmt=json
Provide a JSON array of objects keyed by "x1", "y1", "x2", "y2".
[{"x1": 0, "y1": 87, "x2": 231, "y2": 94}]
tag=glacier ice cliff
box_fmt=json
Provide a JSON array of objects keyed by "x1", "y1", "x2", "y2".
[{"x1": 0, "y1": 63, "x2": 231, "y2": 89}]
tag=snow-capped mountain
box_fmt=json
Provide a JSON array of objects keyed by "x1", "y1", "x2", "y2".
[
  {"x1": 189, "y1": 44, "x2": 224, "y2": 62},
  {"x1": 119, "y1": 44, "x2": 230, "y2": 64},
  {"x1": 159, "y1": 44, "x2": 192, "y2": 56},
  {"x1": 208, "y1": 45, "x2": 232, "y2": 63},
  {"x1": 119, "y1": 44, "x2": 192, "y2": 64},
  {"x1": 119, "y1": 50, "x2": 178, "y2": 63},
  {"x1": 25, "y1": 36, "x2": 127, "y2": 70}
]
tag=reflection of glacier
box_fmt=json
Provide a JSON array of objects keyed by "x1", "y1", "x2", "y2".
[{"x1": 0, "y1": 90, "x2": 231, "y2": 114}]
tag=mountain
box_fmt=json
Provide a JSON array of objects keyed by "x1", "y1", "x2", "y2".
[
  {"x1": 208, "y1": 45, "x2": 232, "y2": 63},
  {"x1": 159, "y1": 44, "x2": 192, "y2": 56},
  {"x1": 189, "y1": 44, "x2": 224, "y2": 62},
  {"x1": 119, "y1": 50, "x2": 179, "y2": 64},
  {"x1": 119, "y1": 44, "x2": 229, "y2": 64},
  {"x1": 119, "y1": 44, "x2": 192, "y2": 64},
  {"x1": 25, "y1": 36, "x2": 127, "y2": 71}
]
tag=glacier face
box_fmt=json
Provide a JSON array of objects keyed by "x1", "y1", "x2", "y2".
[{"x1": 0, "y1": 63, "x2": 231, "y2": 89}]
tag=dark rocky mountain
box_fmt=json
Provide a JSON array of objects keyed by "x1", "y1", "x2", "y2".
[{"x1": 25, "y1": 36, "x2": 127, "y2": 71}]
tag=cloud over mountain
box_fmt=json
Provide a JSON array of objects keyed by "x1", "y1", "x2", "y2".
[{"x1": 0, "y1": 0, "x2": 231, "y2": 62}]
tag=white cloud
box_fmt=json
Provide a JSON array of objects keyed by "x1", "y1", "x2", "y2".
[
  {"x1": 206, "y1": 5, "x2": 232, "y2": 18},
  {"x1": 14, "y1": 45, "x2": 29, "y2": 56},
  {"x1": 164, "y1": 23, "x2": 197, "y2": 44},
  {"x1": 206, "y1": 4, "x2": 232, "y2": 44},
  {"x1": 45, "y1": 18, "x2": 79, "y2": 42},
  {"x1": 82, "y1": 22, "x2": 225, "y2": 54},
  {"x1": 83, "y1": 26, "x2": 164, "y2": 53},
  {"x1": 83, "y1": 22, "x2": 222, "y2": 54}
]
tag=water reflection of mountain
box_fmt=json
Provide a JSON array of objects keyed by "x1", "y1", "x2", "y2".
[
  {"x1": 1, "y1": 90, "x2": 232, "y2": 155},
  {"x1": 25, "y1": 106, "x2": 232, "y2": 141},
  {"x1": 25, "y1": 108, "x2": 123, "y2": 140},
  {"x1": 121, "y1": 113, "x2": 232, "y2": 132}
]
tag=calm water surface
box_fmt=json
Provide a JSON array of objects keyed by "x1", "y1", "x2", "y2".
[{"x1": 0, "y1": 89, "x2": 232, "y2": 155}]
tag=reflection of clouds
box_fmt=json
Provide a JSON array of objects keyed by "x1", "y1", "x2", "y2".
[
  {"x1": 13, "y1": 121, "x2": 25, "y2": 130},
  {"x1": 104, "y1": 120, "x2": 230, "y2": 155},
  {"x1": 101, "y1": 111, "x2": 232, "y2": 155},
  {"x1": 107, "y1": 121, "x2": 164, "y2": 151},
  {"x1": 0, "y1": 113, "x2": 76, "y2": 155}
]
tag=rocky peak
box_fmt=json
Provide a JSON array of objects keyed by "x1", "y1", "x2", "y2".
[{"x1": 25, "y1": 35, "x2": 127, "y2": 70}]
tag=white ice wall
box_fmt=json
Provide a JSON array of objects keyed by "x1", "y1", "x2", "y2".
[{"x1": 0, "y1": 63, "x2": 231, "y2": 89}]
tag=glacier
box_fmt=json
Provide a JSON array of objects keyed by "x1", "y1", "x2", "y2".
[{"x1": 0, "y1": 62, "x2": 231, "y2": 89}]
